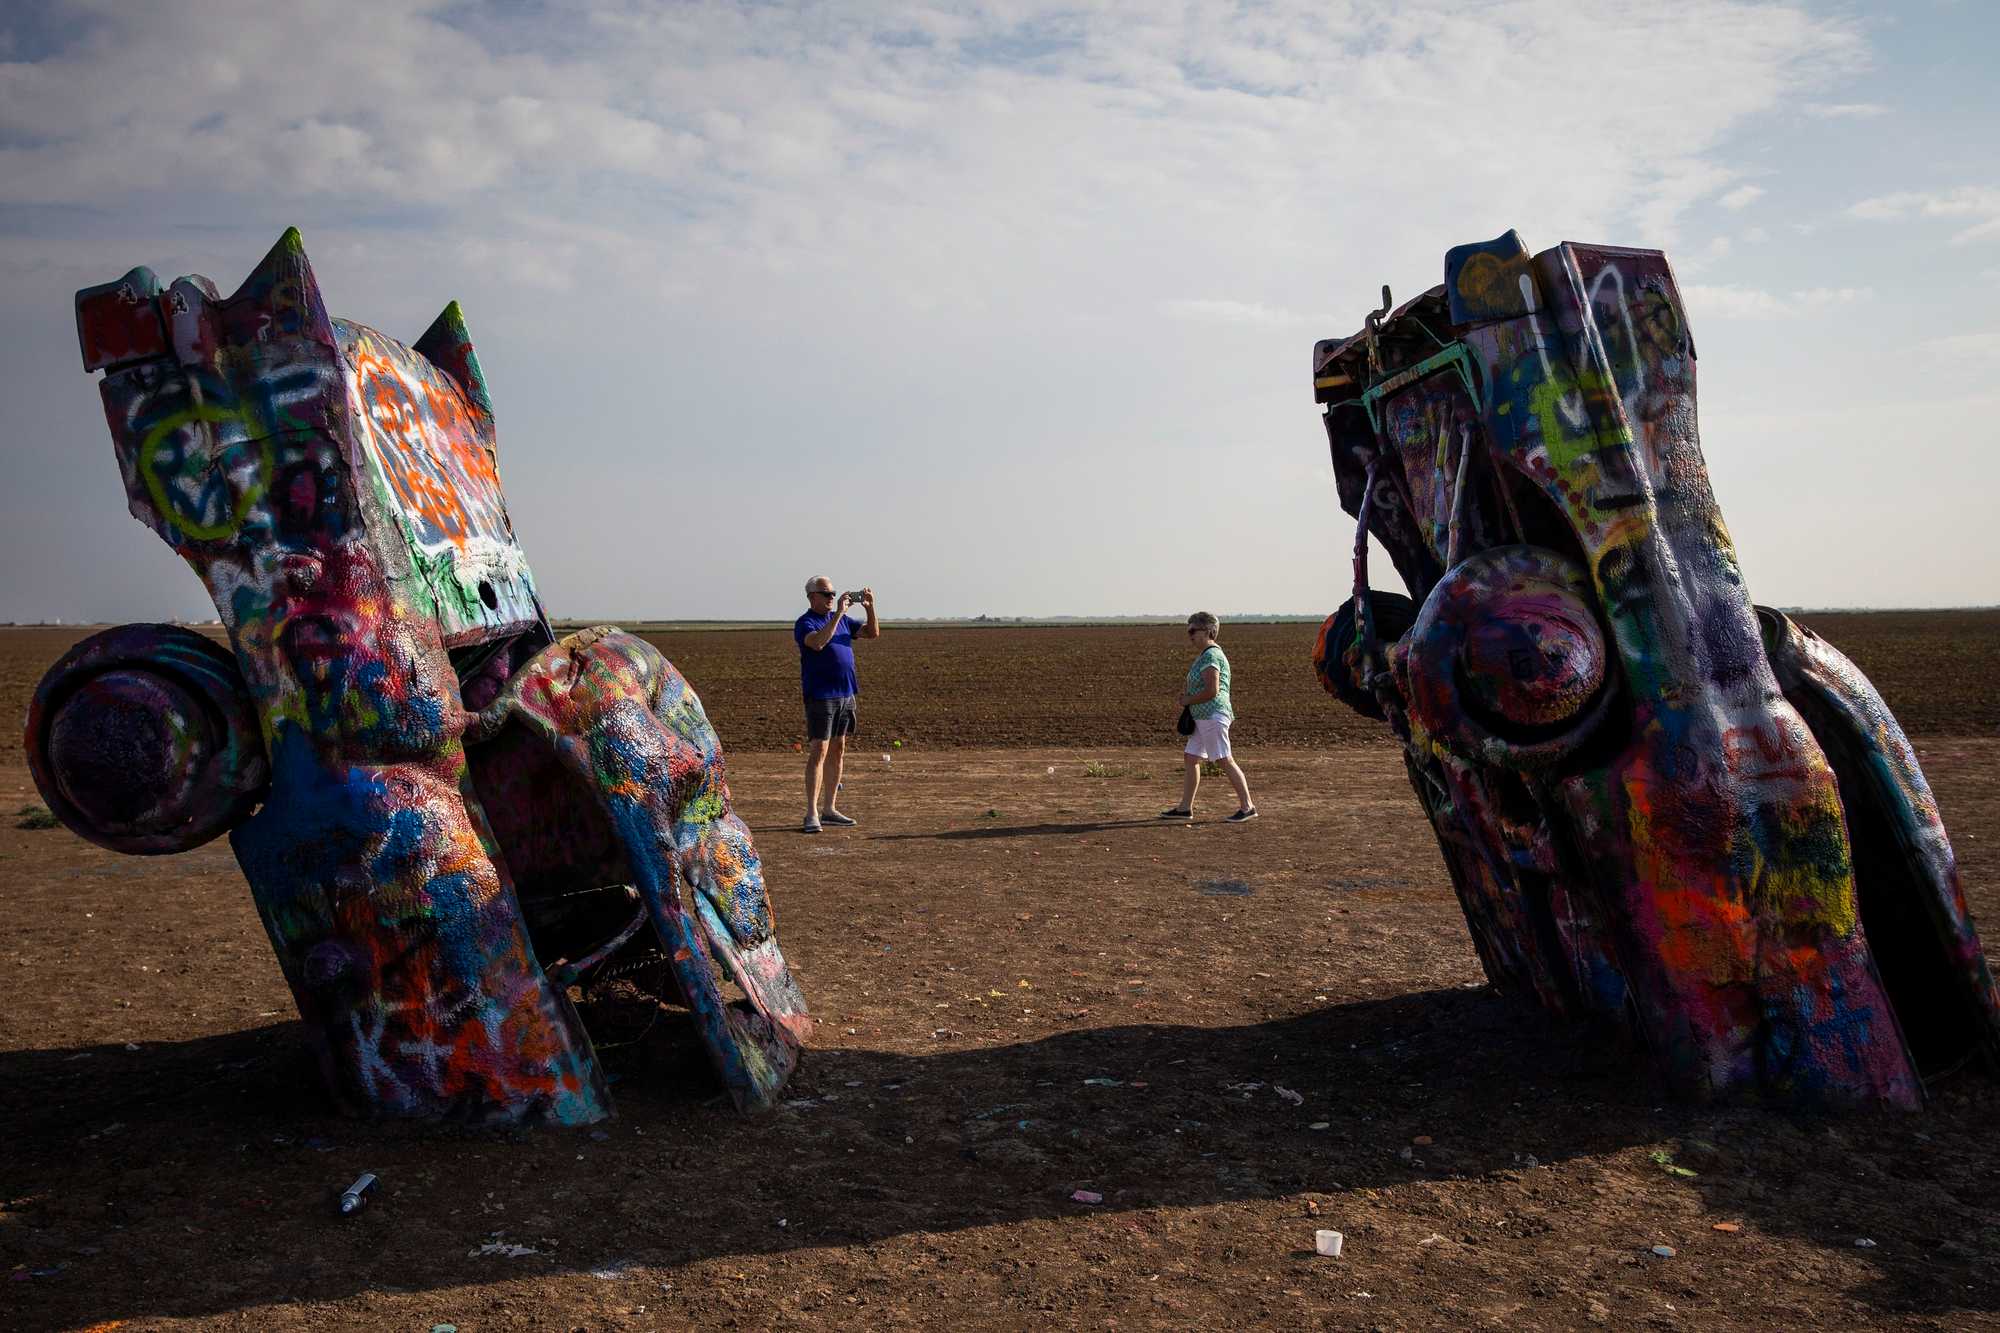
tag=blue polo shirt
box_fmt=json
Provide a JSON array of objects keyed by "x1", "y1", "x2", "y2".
[{"x1": 794, "y1": 609, "x2": 861, "y2": 700}]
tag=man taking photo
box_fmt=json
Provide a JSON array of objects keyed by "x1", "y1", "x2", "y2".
[{"x1": 794, "y1": 577, "x2": 879, "y2": 833}]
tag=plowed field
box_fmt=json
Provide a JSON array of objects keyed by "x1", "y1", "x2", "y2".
[{"x1": 3, "y1": 613, "x2": 1998, "y2": 1331}]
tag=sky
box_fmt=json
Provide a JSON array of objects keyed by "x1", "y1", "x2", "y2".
[{"x1": 0, "y1": 0, "x2": 1994, "y2": 623}]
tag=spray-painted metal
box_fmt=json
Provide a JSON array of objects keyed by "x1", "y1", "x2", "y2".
[
  {"x1": 30, "y1": 230, "x2": 811, "y2": 1125},
  {"x1": 1310, "y1": 230, "x2": 1999, "y2": 1108}
]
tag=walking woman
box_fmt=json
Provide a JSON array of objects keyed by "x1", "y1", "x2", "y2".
[{"x1": 1162, "y1": 612, "x2": 1257, "y2": 822}]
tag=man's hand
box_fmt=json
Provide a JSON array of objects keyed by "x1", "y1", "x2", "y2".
[
  {"x1": 860, "y1": 587, "x2": 874, "y2": 607},
  {"x1": 837, "y1": 592, "x2": 855, "y2": 614}
]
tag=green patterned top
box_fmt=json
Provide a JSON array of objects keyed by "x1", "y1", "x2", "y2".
[{"x1": 1186, "y1": 644, "x2": 1233, "y2": 722}]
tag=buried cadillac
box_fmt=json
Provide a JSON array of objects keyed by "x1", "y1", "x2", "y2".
[
  {"x1": 1309, "y1": 230, "x2": 1999, "y2": 1109},
  {"x1": 26, "y1": 230, "x2": 810, "y2": 1126}
]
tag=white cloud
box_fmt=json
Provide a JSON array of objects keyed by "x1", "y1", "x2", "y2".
[
  {"x1": 1848, "y1": 186, "x2": 2000, "y2": 244},
  {"x1": 1677, "y1": 232, "x2": 1735, "y2": 276},
  {"x1": 1918, "y1": 332, "x2": 2000, "y2": 364},
  {"x1": 1683, "y1": 284, "x2": 1870, "y2": 319},
  {"x1": 1803, "y1": 101, "x2": 1889, "y2": 118},
  {"x1": 1719, "y1": 184, "x2": 1765, "y2": 210},
  {"x1": 0, "y1": 0, "x2": 1933, "y2": 619},
  {"x1": 0, "y1": 1, "x2": 1871, "y2": 242}
]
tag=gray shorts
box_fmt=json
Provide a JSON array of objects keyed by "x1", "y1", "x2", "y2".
[{"x1": 805, "y1": 694, "x2": 858, "y2": 741}]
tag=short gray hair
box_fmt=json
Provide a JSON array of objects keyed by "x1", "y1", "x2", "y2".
[
  {"x1": 1187, "y1": 611, "x2": 1220, "y2": 637},
  {"x1": 805, "y1": 575, "x2": 831, "y2": 594}
]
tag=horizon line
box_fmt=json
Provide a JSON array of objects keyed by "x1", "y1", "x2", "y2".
[{"x1": 5, "y1": 604, "x2": 1998, "y2": 631}]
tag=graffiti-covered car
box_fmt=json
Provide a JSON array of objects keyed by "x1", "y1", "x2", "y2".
[
  {"x1": 1310, "y1": 230, "x2": 1999, "y2": 1108},
  {"x1": 27, "y1": 230, "x2": 810, "y2": 1125}
]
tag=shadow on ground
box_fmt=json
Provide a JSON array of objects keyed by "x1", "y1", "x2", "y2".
[
  {"x1": 868, "y1": 818, "x2": 1174, "y2": 841},
  {"x1": 4, "y1": 986, "x2": 1996, "y2": 1327}
]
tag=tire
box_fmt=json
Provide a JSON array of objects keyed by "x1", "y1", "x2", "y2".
[{"x1": 1313, "y1": 589, "x2": 1418, "y2": 720}]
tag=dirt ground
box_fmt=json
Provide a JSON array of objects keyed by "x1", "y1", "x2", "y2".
[{"x1": 3, "y1": 616, "x2": 1999, "y2": 1331}]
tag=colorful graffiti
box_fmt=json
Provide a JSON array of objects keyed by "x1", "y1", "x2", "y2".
[
  {"x1": 1310, "y1": 231, "x2": 2000, "y2": 1109},
  {"x1": 30, "y1": 230, "x2": 811, "y2": 1125}
]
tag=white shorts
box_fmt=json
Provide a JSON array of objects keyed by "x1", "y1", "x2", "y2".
[{"x1": 1184, "y1": 717, "x2": 1233, "y2": 760}]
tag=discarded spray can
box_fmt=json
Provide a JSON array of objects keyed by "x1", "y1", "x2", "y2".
[{"x1": 338, "y1": 1172, "x2": 378, "y2": 1216}]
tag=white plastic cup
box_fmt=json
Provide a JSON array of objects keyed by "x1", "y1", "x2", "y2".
[{"x1": 1315, "y1": 1229, "x2": 1344, "y2": 1258}]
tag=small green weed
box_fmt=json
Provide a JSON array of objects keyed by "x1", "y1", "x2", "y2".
[
  {"x1": 1081, "y1": 761, "x2": 1145, "y2": 779},
  {"x1": 16, "y1": 804, "x2": 59, "y2": 830},
  {"x1": 1648, "y1": 1149, "x2": 1698, "y2": 1178}
]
